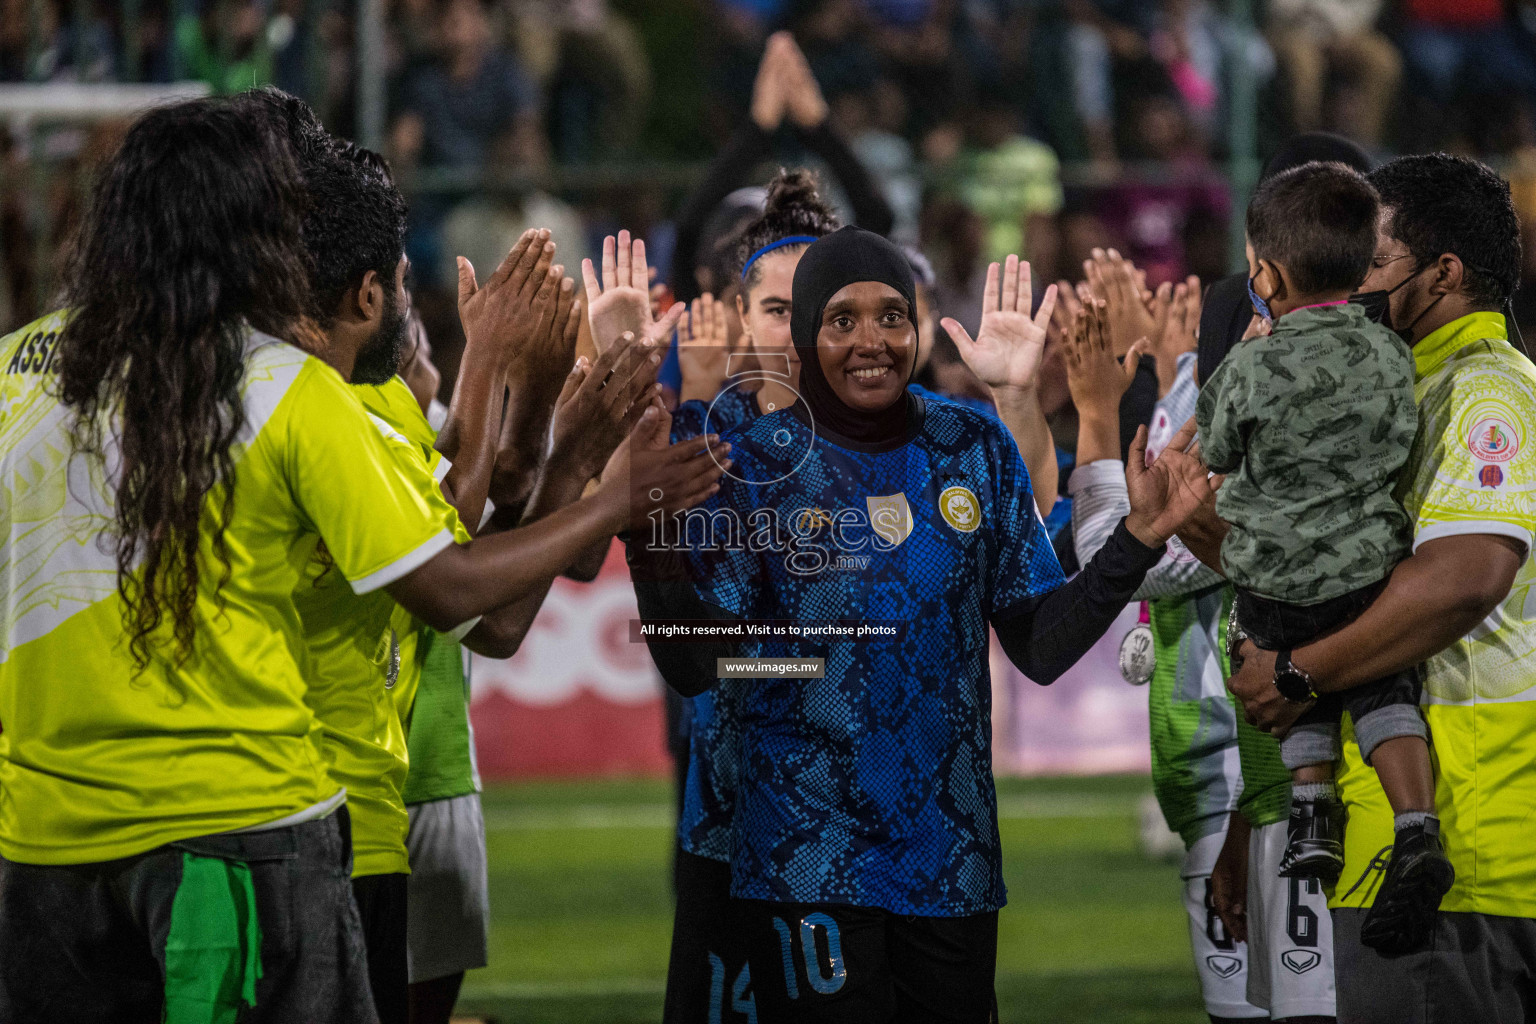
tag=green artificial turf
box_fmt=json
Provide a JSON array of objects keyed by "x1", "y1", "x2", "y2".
[{"x1": 458, "y1": 774, "x2": 1206, "y2": 1023}]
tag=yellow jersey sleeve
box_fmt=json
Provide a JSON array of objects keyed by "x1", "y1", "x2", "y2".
[
  {"x1": 357, "y1": 377, "x2": 471, "y2": 546},
  {"x1": 366, "y1": 411, "x2": 472, "y2": 546},
  {"x1": 1407, "y1": 356, "x2": 1536, "y2": 553},
  {"x1": 280, "y1": 362, "x2": 455, "y2": 593}
]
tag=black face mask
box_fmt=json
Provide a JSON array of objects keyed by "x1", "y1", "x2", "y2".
[
  {"x1": 1349, "y1": 287, "x2": 1391, "y2": 326},
  {"x1": 1350, "y1": 263, "x2": 1432, "y2": 343}
]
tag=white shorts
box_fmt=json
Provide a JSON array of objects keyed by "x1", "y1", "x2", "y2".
[
  {"x1": 1245, "y1": 819, "x2": 1337, "y2": 1020},
  {"x1": 1182, "y1": 830, "x2": 1266, "y2": 1020},
  {"x1": 405, "y1": 792, "x2": 491, "y2": 984}
]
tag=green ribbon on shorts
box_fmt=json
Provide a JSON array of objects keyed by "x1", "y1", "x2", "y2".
[{"x1": 162, "y1": 852, "x2": 263, "y2": 1024}]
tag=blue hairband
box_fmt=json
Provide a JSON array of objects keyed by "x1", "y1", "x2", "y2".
[{"x1": 740, "y1": 235, "x2": 820, "y2": 282}]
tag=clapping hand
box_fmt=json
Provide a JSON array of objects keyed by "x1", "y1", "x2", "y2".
[
  {"x1": 750, "y1": 33, "x2": 788, "y2": 131},
  {"x1": 1064, "y1": 297, "x2": 1148, "y2": 422},
  {"x1": 940, "y1": 254, "x2": 1057, "y2": 397},
  {"x1": 1148, "y1": 275, "x2": 1201, "y2": 397},
  {"x1": 750, "y1": 32, "x2": 828, "y2": 132},
  {"x1": 1084, "y1": 248, "x2": 1157, "y2": 358},
  {"x1": 597, "y1": 396, "x2": 733, "y2": 533},
  {"x1": 456, "y1": 228, "x2": 557, "y2": 369},
  {"x1": 677, "y1": 292, "x2": 733, "y2": 404},
  {"x1": 778, "y1": 33, "x2": 829, "y2": 129},
  {"x1": 550, "y1": 329, "x2": 665, "y2": 481},
  {"x1": 1050, "y1": 275, "x2": 1084, "y2": 339},
  {"x1": 1124, "y1": 417, "x2": 1224, "y2": 549},
  {"x1": 582, "y1": 230, "x2": 686, "y2": 355}
]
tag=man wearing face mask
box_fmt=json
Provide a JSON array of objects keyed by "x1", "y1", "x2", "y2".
[{"x1": 1226, "y1": 153, "x2": 1536, "y2": 1024}]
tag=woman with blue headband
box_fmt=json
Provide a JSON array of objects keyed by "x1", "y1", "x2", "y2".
[
  {"x1": 672, "y1": 169, "x2": 840, "y2": 443},
  {"x1": 635, "y1": 226, "x2": 1217, "y2": 1022},
  {"x1": 661, "y1": 166, "x2": 840, "y2": 1024}
]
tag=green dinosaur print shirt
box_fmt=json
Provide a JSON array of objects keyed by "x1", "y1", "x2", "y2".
[{"x1": 1196, "y1": 302, "x2": 1417, "y2": 605}]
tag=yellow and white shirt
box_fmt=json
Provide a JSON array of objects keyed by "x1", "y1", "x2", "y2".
[
  {"x1": 293, "y1": 375, "x2": 469, "y2": 878},
  {"x1": 1334, "y1": 312, "x2": 1536, "y2": 918},
  {"x1": 0, "y1": 314, "x2": 454, "y2": 865},
  {"x1": 354, "y1": 378, "x2": 469, "y2": 729}
]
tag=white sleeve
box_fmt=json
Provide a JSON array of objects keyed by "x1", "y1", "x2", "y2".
[{"x1": 1069, "y1": 459, "x2": 1225, "y2": 602}]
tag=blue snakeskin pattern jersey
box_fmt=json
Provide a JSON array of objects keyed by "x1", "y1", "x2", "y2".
[
  {"x1": 669, "y1": 385, "x2": 762, "y2": 862},
  {"x1": 906, "y1": 382, "x2": 999, "y2": 422},
  {"x1": 674, "y1": 398, "x2": 1065, "y2": 915},
  {"x1": 670, "y1": 385, "x2": 762, "y2": 447},
  {"x1": 672, "y1": 385, "x2": 1002, "y2": 865}
]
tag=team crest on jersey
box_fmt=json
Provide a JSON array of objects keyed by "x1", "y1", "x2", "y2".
[
  {"x1": 1205, "y1": 955, "x2": 1241, "y2": 979},
  {"x1": 1480, "y1": 464, "x2": 1505, "y2": 489},
  {"x1": 1282, "y1": 950, "x2": 1321, "y2": 975},
  {"x1": 865, "y1": 492, "x2": 914, "y2": 546},
  {"x1": 938, "y1": 485, "x2": 980, "y2": 533},
  {"x1": 1468, "y1": 416, "x2": 1519, "y2": 463}
]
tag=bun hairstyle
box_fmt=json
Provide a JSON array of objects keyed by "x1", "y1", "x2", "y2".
[{"x1": 734, "y1": 168, "x2": 840, "y2": 291}]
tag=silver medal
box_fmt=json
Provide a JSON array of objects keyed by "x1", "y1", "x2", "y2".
[{"x1": 1119, "y1": 623, "x2": 1155, "y2": 685}]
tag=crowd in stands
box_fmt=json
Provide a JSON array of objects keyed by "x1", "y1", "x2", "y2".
[{"x1": 7, "y1": 0, "x2": 1536, "y2": 344}]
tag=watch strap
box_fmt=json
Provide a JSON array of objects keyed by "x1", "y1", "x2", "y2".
[{"x1": 1274, "y1": 649, "x2": 1318, "y2": 703}]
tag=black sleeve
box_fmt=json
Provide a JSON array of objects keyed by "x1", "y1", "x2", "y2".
[
  {"x1": 669, "y1": 122, "x2": 774, "y2": 304},
  {"x1": 1117, "y1": 356, "x2": 1159, "y2": 459},
  {"x1": 795, "y1": 121, "x2": 895, "y2": 238},
  {"x1": 626, "y1": 540, "x2": 734, "y2": 698},
  {"x1": 993, "y1": 519, "x2": 1162, "y2": 685},
  {"x1": 1197, "y1": 272, "x2": 1252, "y2": 394}
]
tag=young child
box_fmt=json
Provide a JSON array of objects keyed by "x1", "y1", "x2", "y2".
[{"x1": 1196, "y1": 162, "x2": 1453, "y2": 951}]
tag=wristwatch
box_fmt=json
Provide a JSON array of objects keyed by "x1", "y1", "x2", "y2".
[{"x1": 1273, "y1": 650, "x2": 1319, "y2": 704}]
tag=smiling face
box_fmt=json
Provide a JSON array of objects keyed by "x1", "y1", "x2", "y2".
[{"x1": 815, "y1": 281, "x2": 915, "y2": 413}]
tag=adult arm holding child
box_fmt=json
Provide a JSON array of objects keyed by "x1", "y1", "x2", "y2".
[{"x1": 1227, "y1": 536, "x2": 1524, "y2": 734}]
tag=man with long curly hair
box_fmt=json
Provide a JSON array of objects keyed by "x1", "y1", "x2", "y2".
[{"x1": 0, "y1": 94, "x2": 728, "y2": 1022}]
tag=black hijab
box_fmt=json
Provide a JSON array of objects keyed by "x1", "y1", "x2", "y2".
[{"x1": 789, "y1": 226, "x2": 918, "y2": 446}]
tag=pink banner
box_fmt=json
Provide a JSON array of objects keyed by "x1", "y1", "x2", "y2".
[{"x1": 471, "y1": 542, "x2": 1151, "y2": 778}]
